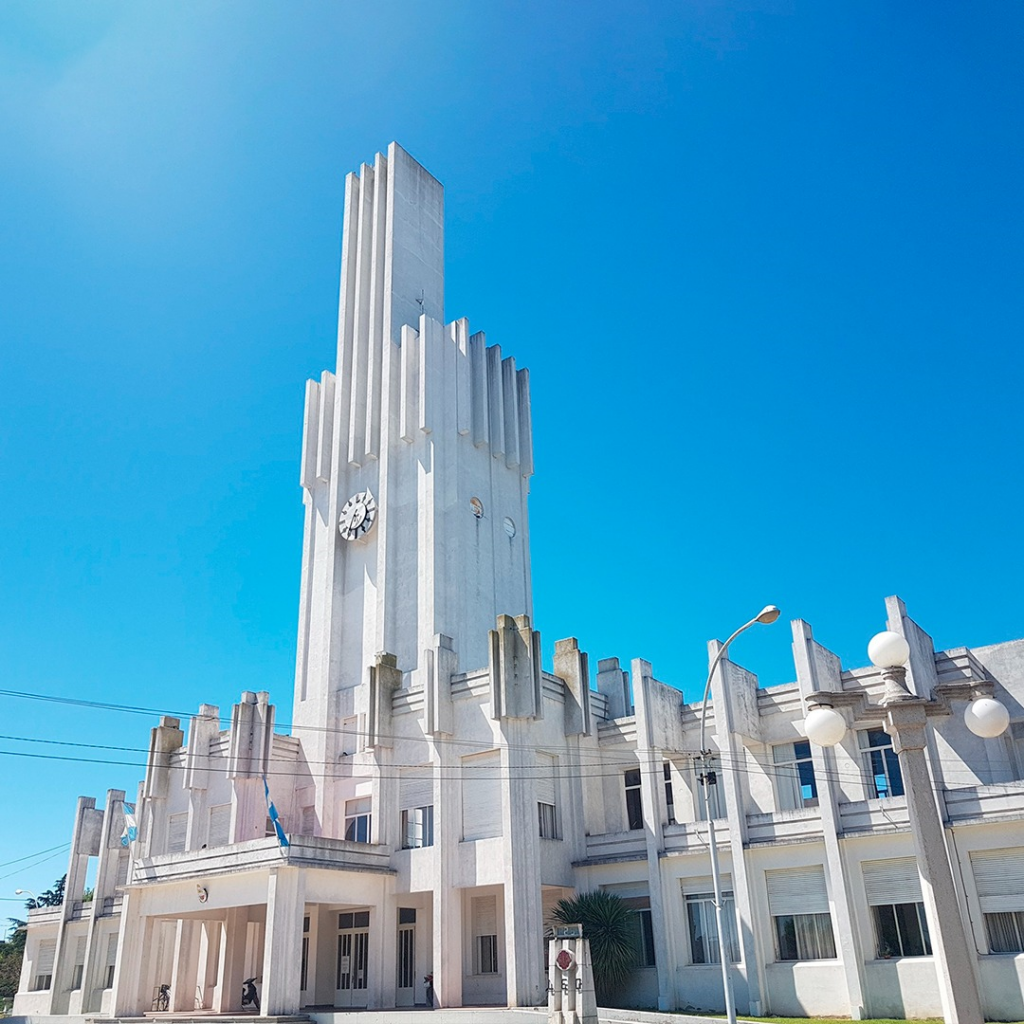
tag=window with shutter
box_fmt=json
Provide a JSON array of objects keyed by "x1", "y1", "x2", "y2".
[
  {"x1": 973, "y1": 847, "x2": 1024, "y2": 953},
  {"x1": 863, "y1": 858, "x2": 930, "y2": 958},
  {"x1": 70, "y1": 936, "x2": 86, "y2": 989},
  {"x1": 103, "y1": 932, "x2": 118, "y2": 989},
  {"x1": 471, "y1": 895, "x2": 499, "y2": 974},
  {"x1": 766, "y1": 865, "x2": 836, "y2": 961},
  {"x1": 208, "y1": 803, "x2": 231, "y2": 847},
  {"x1": 462, "y1": 751, "x2": 502, "y2": 840},
  {"x1": 33, "y1": 939, "x2": 56, "y2": 990},
  {"x1": 167, "y1": 812, "x2": 188, "y2": 853}
]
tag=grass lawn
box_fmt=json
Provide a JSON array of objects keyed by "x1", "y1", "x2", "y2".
[{"x1": 698, "y1": 1018, "x2": 1024, "y2": 1024}]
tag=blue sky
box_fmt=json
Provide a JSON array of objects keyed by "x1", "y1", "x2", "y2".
[{"x1": 1, "y1": 1, "x2": 1022, "y2": 900}]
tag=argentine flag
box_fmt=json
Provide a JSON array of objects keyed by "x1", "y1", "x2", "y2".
[
  {"x1": 120, "y1": 802, "x2": 138, "y2": 847},
  {"x1": 264, "y1": 776, "x2": 290, "y2": 848}
]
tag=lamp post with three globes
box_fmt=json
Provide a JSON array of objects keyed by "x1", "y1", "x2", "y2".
[{"x1": 804, "y1": 630, "x2": 1010, "y2": 1024}]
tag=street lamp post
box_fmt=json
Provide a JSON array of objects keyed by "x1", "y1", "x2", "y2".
[
  {"x1": 804, "y1": 630, "x2": 1010, "y2": 1024},
  {"x1": 698, "y1": 605, "x2": 781, "y2": 1024},
  {"x1": 14, "y1": 888, "x2": 38, "y2": 906}
]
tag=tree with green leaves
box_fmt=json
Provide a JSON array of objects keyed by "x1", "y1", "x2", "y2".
[{"x1": 551, "y1": 890, "x2": 638, "y2": 1005}]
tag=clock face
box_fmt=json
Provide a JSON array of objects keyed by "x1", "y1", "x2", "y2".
[{"x1": 339, "y1": 490, "x2": 377, "y2": 541}]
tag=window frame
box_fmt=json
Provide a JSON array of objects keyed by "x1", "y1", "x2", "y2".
[
  {"x1": 871, "y1": 900, "x2": 932, "y2": 959},
  {"x1": 773, "y1": 911, "x2": 837, "y2": 961},
  {"x1": 772, "y1": 740, "x2": 819, "y2": 810},
  {"x1": 538, "y1": 801, "x2": 559, "y2": 840},
  {"x1": 401, "y1": 805, "x2": 434, "y2": 849},
  {"x1": 858, "y1": 728, "x2": 905, "y2": 799},
  {"x1": 685, "y1": 889, "x2": 741, "y2": 965},
  {"x1": 624, "y1": 768, "x2": 644, "y2": 831}
]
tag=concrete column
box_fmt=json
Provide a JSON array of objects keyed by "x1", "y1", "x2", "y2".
[
  {"x1": 370, "y1": 878, "x2": 397, "y2": 1008},
  {"x1": 631, "y1": 658, "x2": 673, "y2": 1011},
  {"x1": 111, "y1": 894, "x2": 154, "y2": 1017},
  {"x1": 262, "y1": 868, "x2": 306, "y2": 1014},
  {"x1": 501, "y1": 718, "x2": 545, "y2": 1006},
  {"x1": 885, "y1": 690, "x2": 983, "y2": 1024},
  {"x1": 170, "y1": 920, "x2": 200, "y2": 1011},
  {"x1": 198, "y1": 920, "x2": 221, "y2": 1009},
  {"x1": 793, "y1": 620, "x2": 867, "y2": 1019},
  {"x1": 214, "y1": 908, "x2": 248, "y2": 1013},
  {"x1": 433, "y1": 735, "x2": 462, "y2": 1008}
]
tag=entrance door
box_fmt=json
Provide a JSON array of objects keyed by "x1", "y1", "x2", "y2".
[
  {"x1": 335, "y1": 911, "x2": 370, "y2": 1008},
  {"x1": 396, "y1": 908, "x2": 416, "y2": 1007}
]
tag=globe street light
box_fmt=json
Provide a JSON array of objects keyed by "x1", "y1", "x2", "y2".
[
  {"x1": 698, "y1": 605, "x2": 780, "y2": 1024},
  {"x1": 804, "y1": 630, "x2": 1009, "y2": 1024}
]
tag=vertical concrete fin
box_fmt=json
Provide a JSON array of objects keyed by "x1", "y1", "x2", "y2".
[
  {"x1": 517, "y1": 367, "x2": 534, "y2": 478},
  {"x1": 454, "y1": 319, "x2": 472, "y2": 436},
  {"x1": 555, "y1": 637, "x2": 591, "y2": 736},
  {"x1": 399, "y1": 324, "x2": 419, "y2": 442},
  {"x1": 426, "y1": 634, "x2": 457, "y2": 736},
  {"x1": 792, "y1": 618, "x2": 844, "y2": 697},
  {"x1": 486, "y1": 343, "x2": 505, "y2": 457},
  {"x1": 502, "y1": 354, "x2": 520, "y2": 469},
  {"x1": 336, "y1": 170, "x2": 360, "y2": 373},
  {"x1": 365, "y1": 652, "x2": 400, "y2": 749},
  {"x1": 299, "y1": 378, "x2": 320, "y2": 491},
  {"x1": 364, "y1": 150, "x2": 388, "y2": 462},
  {"x1": 596, "y1": 657, "x2": 631, "y2": 719},
  {"x1": 316, "y1": 371, "x2": 335, "y2": 484},
  {"x1": 470, "y1": 330, "x2": 489, "y2": 447},
  {"x1": 347, "y1": 161, "x2": 375, "y2": 467},
  {"x1": 885, "y1": 594, "x2": 939, "y2": 699}
]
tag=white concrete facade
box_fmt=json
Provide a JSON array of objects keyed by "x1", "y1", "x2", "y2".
[{"x1": 15, "y1": 144, "x2": 1024, "y2": 1021}]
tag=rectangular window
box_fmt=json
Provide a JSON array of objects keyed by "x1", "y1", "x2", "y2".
[
  {"x1": 471, "y1": 894, "x2": 499, "y2": 975},
  {"x1": 478, "y1": 934, "x2": 499, "y2": 974},
  {"x1": 401, "y1": 806, "x2": 434, "y2": 849},
  {"x1": 863, "y1": 857, "x2": 929, "y2": 958},
  {"x1": 774, "y1": 913, "x2": 837, "y2": 961},
  {"x1": 208, "y1": 803, "x2": 231, "y2": 847},
  {"x1": 300, "y1": 915, "x2": 310, "y2": 991},
  {"x1": 103, "y1": 933, "x2": 118, "y2": 989},
  {"x1": 766, "y1": 865, "x2": 836, "y2": 961},
  {"x1": 972, "y1": 847, "x2": 1024, "y2": 953},
  {"x1": 344, "y1": 797, "x2": 371, "y2": 843},
  {"x1": 618, "y1": 895, "x2": 656, "y2": 967},
  {"x1": 859, "y1": 728, "x2": 904, "y2": 799},
  {"x1": 462, "y1": 751, "x2": 502, "y2": 841},
  {"x1": 873, "y1": 903, "x2": 931, "y2": 958},
  {"x1": 685, "y1": 891, "x2": 741, "y2": 964},
  {"x1": 167, "y1": 812, "x2": 188, "y2": 853},
  {"x1": 985, "y1": 911, "x2": 1024, "y2": 953},
  {"x1": 538, "y1": 802, "x2": 558, "y2": 839},
  {"x1": 1007, "y1": 721, "x2": 1024, "y2": 780},
  {"x1": 694, "y1": 759, "x2": 725, "y2": 820},
  {"x1": 33, "y1": 938, "x2": 56, "y2": 991},
  {"x1": 624, "y1": 768, "x2": 643, "y2": 830},
  {"x1": 772, "y1": 741, "x2": 818, "y2": 809},
  {"x1": 664, "y1": 762, "x2": 676, "y2": 824},
  {"x1": 340, "y1": 716, "x2": 360, "y2": 756},
  {"x1": 301, "y1": 805, "x2": 317, "y2": 837},
  {"x1": 70, "y1": 936, "x2": 86, "y2": 990}
]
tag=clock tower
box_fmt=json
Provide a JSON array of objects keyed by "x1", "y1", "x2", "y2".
[{"x1": 291, "y1": 143, "x2": 534, "y2": 810}]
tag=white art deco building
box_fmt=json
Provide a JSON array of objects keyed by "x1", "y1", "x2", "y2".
[{"x1": 15, "y1": 144, "x2": 1024, "y2": 1022}]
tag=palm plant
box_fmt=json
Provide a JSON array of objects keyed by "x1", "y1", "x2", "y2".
[{"x1": 551, "y1": 890, "x2": 637, "y2": 1004}]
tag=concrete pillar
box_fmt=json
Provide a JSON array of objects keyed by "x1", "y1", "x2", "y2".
[
  {"x1": 111, "y1": 894, "x2": 154, "y2": 1017},
  {"x1": 198, "y1": 920, "x2": 221, "y2": 1009},
  {"x1": 262, "y1": 868, "x2": 306, "y2": 1014},
  {"x1": 885, "y1": 692, "x2": 984, "y2": 1024},
  {"x1": 370, "y1": 878, "x2": 397, "y2": 1008},
  {"x1": 170, "y1": 920, "x2": 200, "y2": 1011},
  {"x1": 501, "y1": 718, "x2": 545, "y2": 1006},
  {"x1": 793, "y1": 619, "x2": 868, "y2": 1019},
  {"x1": 433, "y1": 735, "x2": 462, "y2": 1008},
  {"x1": 214, "y1": 908, "x2": 248, "y2": 1013}
]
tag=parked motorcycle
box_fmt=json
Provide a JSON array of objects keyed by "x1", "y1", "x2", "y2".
[{"x1": 241, "y1": 977, "x2": 260, "y2": 1012}]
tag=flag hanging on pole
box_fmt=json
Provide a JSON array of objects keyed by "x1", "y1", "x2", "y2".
[
  {"x1": 264, "y1": 776, "x2": 290, "y2": 848},
  {"x1": 120, "y1": 802, "x2": 138, "y2": 847}
]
